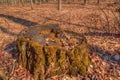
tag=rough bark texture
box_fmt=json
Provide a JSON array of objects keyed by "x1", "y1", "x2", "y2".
[{"x1": 17, "y1": 23, "x2": 91, "y2": 80}]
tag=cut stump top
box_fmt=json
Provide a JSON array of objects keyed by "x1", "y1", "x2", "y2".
[{"x1": 20, "y1": 23, "x2": 87, "y2": 50}]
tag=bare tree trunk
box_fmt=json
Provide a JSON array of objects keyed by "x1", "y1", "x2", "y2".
[
  {"x1": 97, "y1": 0, "x2": 100, "y2": 5},
  {"x1": 39, "y1": 0, "x2": 42, "y2": 4},
  {"x1": 30, "y1": 0, "x2": 34, "y2": 9},
  {"x1": 118, "y1": 0, "x2": 120, "y2": 3},
  {"x1": 84, "y1": 0, "x2": 87, "y2": 5},
  {"x1": 58, "y1": 0, "x2": 61, "y2": 10},
  {"x1": 21, "y1": 0, "x2": 25, "y2": 6}
]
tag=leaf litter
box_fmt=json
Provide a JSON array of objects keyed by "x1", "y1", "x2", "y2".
[{"x1": 0, "y1": 3, "x2": 120, "y2": 80}]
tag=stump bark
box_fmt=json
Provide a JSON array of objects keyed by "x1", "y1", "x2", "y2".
[{"x1": 17, "y1": 23, "x2": 90, "y2": 80}]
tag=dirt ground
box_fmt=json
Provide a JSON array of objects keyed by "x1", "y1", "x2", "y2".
[{"x1": 0, "y1": 3, "x2": 120, "y2": 80}]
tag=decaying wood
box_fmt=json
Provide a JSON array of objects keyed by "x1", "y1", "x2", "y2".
[{"x1": 17, "y1": 23, "x2": 91, "y2": 80}]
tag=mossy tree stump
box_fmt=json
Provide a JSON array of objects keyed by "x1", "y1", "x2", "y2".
[{"x1": 17, "y1": 23, "x2": 90, "y2": 80}]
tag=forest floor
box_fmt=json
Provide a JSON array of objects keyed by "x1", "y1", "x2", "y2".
[{"x1": 0, "y1": 3, "x2": 120, "y2": 80}]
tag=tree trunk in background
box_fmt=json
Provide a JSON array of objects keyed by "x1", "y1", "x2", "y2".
[
  {"x1": 58, "y1": 0, "x2": 61, "y2": 10},
  {"x1": 30, "y1": 0, "x2": 34, "y2": 9},
  {"x1": 39, "y1": 0, "x2": 42, "y2": 4},
  {"x1": 84, "y1": 0, "x2": 87, "y2": 5},
  {"x1": 0, "y1": 0, "x2": 119, "y2": 5},
  {"x1": 118, "y1": 0, "x2": 120, "y2": 3},
  {"x1": 97, "y1": 0, "x2": 100, "y2": 5}
]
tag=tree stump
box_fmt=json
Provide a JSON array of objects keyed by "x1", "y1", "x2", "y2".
[{"x1": 17, "y1": 23, "x2": 90, "y2": 80}]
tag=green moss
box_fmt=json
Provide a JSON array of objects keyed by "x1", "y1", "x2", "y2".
[
  {"x1": 29, "y1": 41, "x2": 45, "y2": 80},
  {"x1": 17, "y1": 36, "x2": 27, "y2": 68}
]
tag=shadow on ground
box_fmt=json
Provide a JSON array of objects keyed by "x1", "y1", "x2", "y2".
[
  {"x1": 0, "y1": 26, "x2": 17, "y2": 36},
  {"x1": 84, "y1": 32, "x2": 120, "y2": 38},
  {"x1": 0, "y1": 14, "x2": 38, "y2": 36},
  {"x1": 0, "y1": 14, "x2": 38, "y2": 27},
  {"x1": 89, "y1": 44, "x2": 120, "y2": 65},
  {"x1": 0, "y1": 14, "x2": 120, "y2": 38},
  {"x1": 3, "y1": 41, "x2": 18, "y2": 58},
  {"x1": 39, "y1": 15, "x2": 120, "y2": 38}
]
